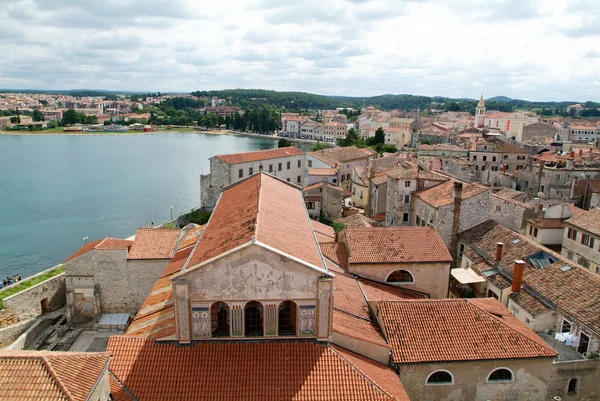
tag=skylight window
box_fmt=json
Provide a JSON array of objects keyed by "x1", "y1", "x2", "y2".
[
  {"x1": 560, "y1": 266, "x2": 572, "y2": 272},
  {"x1": 512, "y1": 239, "x2": 521, "y2": 244}
]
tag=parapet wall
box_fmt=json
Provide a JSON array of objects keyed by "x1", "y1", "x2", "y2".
[{"x1": 2, "y1": 272, "x2": 66, "y2": 317}]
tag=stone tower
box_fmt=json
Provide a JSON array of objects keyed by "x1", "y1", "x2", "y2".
[{"x1": 474, "y1": 94, "x2": 485, "y2": 128}]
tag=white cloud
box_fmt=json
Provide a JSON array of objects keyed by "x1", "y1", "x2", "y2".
[{"x1": 0, "y1": 0, "x2": 598, "y2": 101}]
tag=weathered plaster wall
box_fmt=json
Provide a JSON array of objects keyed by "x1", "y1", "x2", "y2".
[
  {"x1": 2, "y1": 273, "x2": 65, "y2": 317},
  {"x1": 434, "y1": 191, "x2": 492, "y2": 247},
  {"x1": 348, "y1": 262, "x2": 450, "y2": 298},
  {"x1": 398, "y1": 358, "x2": 554, "y2": 401},
  {"x1": 331, "y1": 330, "x2": 391, "y2": 365},
  {"x1": 549, "y1": 359, "x2": 600, "y2": 401}
]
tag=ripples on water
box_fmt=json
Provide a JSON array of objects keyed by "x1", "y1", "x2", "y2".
[{"x1": 0, "y1": 133, "x2": 299, "y2": 278}]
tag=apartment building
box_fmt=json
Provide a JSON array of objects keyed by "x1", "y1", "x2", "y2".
[{"x1": 562, "y1": 208, "x2": 600, "y2": 274}]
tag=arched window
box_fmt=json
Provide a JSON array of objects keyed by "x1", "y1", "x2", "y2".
[
  {"x1": 244, "y1": 301, "x2": 263, "y2": 337},
  {"x1": 425, "y1": 370, "x2": 454, "y2": 385},
  {"x1": 211, "y1": 302, "x2": 230, "y2": 337},
  {"x1": 487, "y1": 368, "x2": 514, "y2": 383},
  {"x1": 567, "y1": 378, "x2": 578, "y2": 394},
  {"x1": 386, "y1": 270, "x2": 414, "y2": 284},
  {"x1": 278, "y1": 301, "x2": 297, "y2": 336}
]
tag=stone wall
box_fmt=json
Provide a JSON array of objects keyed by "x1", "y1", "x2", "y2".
[
  {"x1": 398, "y1": 357, "x2": 554, "y2": 401},
  {"x1": 491, "y1": 195, "x2": 533, "y2": 232},
  {"x1": 548, "y1": 359, "x2": 600, "y2": 400},
  {"x1": 200, "y1": 157, "x2": 231, "y2": 209},
  {"x1": 2, "y1": 273, "x2": 66, "y2": 317}
]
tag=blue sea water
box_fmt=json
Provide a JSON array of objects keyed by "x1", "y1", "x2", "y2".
[{"x1": 0, "y1": 133, "x2": 288, "y2": 279}]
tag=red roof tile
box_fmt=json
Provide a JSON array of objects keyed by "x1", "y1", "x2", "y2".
[
  {"x1": 311, "y1": 220, "x2": 335, "y2": 239},
  {"x1": 344, "y1": 227, "x2": 452, "y2": 264},
  {"x1": 378, "y1": 298, "x2": 557, "y2": 364},
  {"x1": 308, "y1": 146, "x2": 371, "y2": 167},
  {"x1": 186, "y1": 173, "x2": 326, "y2": 272},
  {"x1": 64, "y1": 238, "x2": 131, "y2": 263},
  {"x1": 320, "y1": 242, "x2": 348, "y2": 268},
  {"x1": 215, "y1": 146, "x2": 303, "y2": 164},
  {"x1": 308, "y1": 168, "x2": 337, "y2": 176},
  {"x1": 107, "y1": 338, "x2": 409, "y2": 401},
  {"x1": 564, "y1": 207, "x2": 600, "y2": 236},
  {"x1": 128, "y1": 228, "x2": 180, "y2": 260},
  {"x1": 0, "y1": 350, "x2": 110, "y2": 401},
  {"x1": 415, "y1": 180, "x2": 489, "y2": 208}
]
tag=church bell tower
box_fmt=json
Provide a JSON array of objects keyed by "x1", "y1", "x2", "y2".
[{"x1": 475, "y1": 94, "x2": 485, "y2": 128}]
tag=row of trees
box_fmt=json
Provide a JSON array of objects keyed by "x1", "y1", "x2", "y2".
[
  {"x1": 337, "y1": 127, "x2": 398, "y2": 154},
  {"x1": 62, "y1": 109, "x2": 98, "y2": 125}
]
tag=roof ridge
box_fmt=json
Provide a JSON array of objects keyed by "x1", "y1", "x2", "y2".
[
  {"x1": 329, "y1": 346, "x2": 395, "y2": 400},
  {"x1": 40, "y1": 356, "x2": 75, "y2": 401},
  {"x1": 254, "y1": 173, "x2": 262, "y2": 242},
  {"x1": 465, "y1": 299, "x2": 555, "y2": 354},
  {"x1": 96, "y1": 238, "x2": 108, "y2": 249}
]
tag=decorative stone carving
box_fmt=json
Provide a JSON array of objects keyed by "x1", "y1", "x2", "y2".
[
  {"x1": 299, "y1": 305, "x2": 316, "y2": 335},
  {"x1": 265, "y1": 303, "x2": 277, "y2": 336},
  {"x1": 231, "y1": 303, "x2": 244, "y2": 336},
  {"x1": 192, "y1": 307, "x2": 210, "y2": 338}
]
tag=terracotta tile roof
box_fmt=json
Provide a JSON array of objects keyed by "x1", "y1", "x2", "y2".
[
  {"x1": 509, "y1": 290, "x2": 551, "y2": 317},
  {"x1": 488, "y1": 272, "x2": 512, "y2": 289},
  {"x1": 176, "y1": 225, "x2": 205, "y2": 250},
  {"x1": 378, "y1": 298, "x2": 557, "y2": 364},
  {"x1": 344, "y1": 227, "x2": 452, "y2": 264},
  {"x1": 0, "y1": 350, "x2": 110, "y2": 401},
  {"x1": 308, "y1": 146, "x2": 371, "y2": 167},
  {"x1": 333, "y1": 310, "x2": 389, "y2": 348},
  {"x1": 320, "y1": 242, "x2": 348, "y2": 268},
  {"x1": 357, "y1": 277, "x2": 429, "y2": 301},
  {"x1": 186, "y1": 173, "x2": 326, "y2": 272},
  {"x1": 215, "y1": 146, "x2": 303, "y2": 165},
  {"x1": 495, "y1": 140, "x2": 528, "y2": 154},
  {"x1": 336, "y1": 213, "x2": 375, "y2": 228},
  {"x1": 311, "y1": 220, "x2": 335, "y2": 239},
  {"x1": 64, "y1": 238, "x2": 131, "y2": 262},
  {"x1": 128, "y1": 228, "x2": 180, "y2": 260},
  {"x1": 415, "y1": 180, "x2": 489, "y2": 208},
  {"x1": 493, "y1": 188, "x2": 526, "y2": 200},
  {"x1": 523, "y1": 261, "x2": 600, "y2": 334},
  {"x1": 107, "y1": 338, "x2": 409, "y2": 401},
  {"x1": 565, "y1": 203, "x2": 586, "y2": 217},
  {"x1": 525, "y1": 218, "x2": 565, "y2": 229},
  {"x1": 485, "y1": 112, "x2": 511, "y2": 119},
  {"x1": 308, "y1": 168, "x2": 337, "y2": 176},
  {"x1": 564, "y1": 207, "x2": 600, "y2": 236}
]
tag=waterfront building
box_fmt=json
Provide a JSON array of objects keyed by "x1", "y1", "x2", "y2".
[{"x1": 200, "y1": 146, "x2": 305, "y2": 209}]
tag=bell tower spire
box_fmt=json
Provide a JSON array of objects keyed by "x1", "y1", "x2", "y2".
[{"x1": 475, "y1": 94, "x2": 486, "y2": 128}]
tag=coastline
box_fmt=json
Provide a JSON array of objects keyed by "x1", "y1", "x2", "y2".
[{"x1": 0, "y1": 128, "x2": 322, "y2": 144}]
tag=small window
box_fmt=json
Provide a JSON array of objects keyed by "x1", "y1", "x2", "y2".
[
  {"x1": 426, "y1": 370, "x2": 453, "y2": 385},
  {"x1": 238, "y1": 169, "x2": 243, "y2": 178},
  {"x1": 568, "y1": 228, "x2": 577, "y2": 240},
  {"x1": 278, "y1": 163, "x2": 282, "y2": 171},
  {"x1": 269, "y1": 164, "x2": 273, "y2": 173},
  {"x1": 504, "y1": 154, "x2": 509, "y2": 159},
  {"x1": 403, "y1": 213, "x2": 409, "y2": 222},
  {"x1": 333, "y1": 178, "x2": 337, "y2": 184},
  {"x1": 297, "y1": 176, "x2": 301, "y2": 183},
  {"x1": 278, "y1": 300, "x2": 297, "y2": 336},
  {"x1": 496, "y1": 205, "x2": 502, "y2": 212},
  {"x1": 492, "y1": 156, "x2": 496, "y2": 162},
  {"x1": 249, "y1": 167, "x2": 253, "y2": 175},
  {"x1": 483, "y1": 156, "x2": 487, "y2": 161},
  {"x1": 287, "y1": 161, "x2": 291, "y2": 170},
  {"x1": 286, "y1": 178, "x2": 290, "y2": 182},
  {"x1": 568, "y1": 378, "x2": 578, "y2": 394},
  {"x1": 244, "y1": 301, "x2": 263, "y2": 337},
  {"x1": 404, "y1": 180, "x2": 410, "y2": 187},
  {"x1": 307, "y1": 202, "x2": 315, "y2": 209},
  {"x1": 211, "y1": 302, "x2": 230, "y2": 337},
  {"x1": 567, "y1": 252, "x2": 573, "y2": 260},
  {"x1": 308, "y1": 160, "x2": 312, "y2": 167},
  {"x1": 560, "y1": 319, "x2": 572, "y2": 333},
  {"x1": 581, "y1": 234, "x2": 594, "y2": 248},
  {"x1": 578, "y1": 257, "x2": 590, "y2": 268},
  {"x1": 472, "y1": 155, "x2": 478, "y2": 161},
  {"x1": 297, "y1": 160, "x2": 301, "y2": 168},
  {"x1": 487, "y1": 368, "x2": 513, "y2": 383},
  {"x1": 404, "y1": 195, "x2": 410, "y2": 204}
]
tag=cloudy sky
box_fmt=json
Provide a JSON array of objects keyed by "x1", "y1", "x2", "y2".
[{"x1": 1, "y1": 0, "x2": 599, "y2": 101}]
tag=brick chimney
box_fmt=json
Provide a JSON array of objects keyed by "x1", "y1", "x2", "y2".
[
  {"x1": 512, "y1": 260, "x2": 526, "y2": 292},
  {"x1": 495, "y1": 242, "x2": 503, "y2": 262}
]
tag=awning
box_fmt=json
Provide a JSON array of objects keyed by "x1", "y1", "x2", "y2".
[{"x1": 451, "y1": 268, "x2": 486, "y2": 284}]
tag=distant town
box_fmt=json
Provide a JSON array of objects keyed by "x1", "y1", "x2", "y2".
[{"x1": 2, "y1": 89, "x2": 600, "y2": 401}]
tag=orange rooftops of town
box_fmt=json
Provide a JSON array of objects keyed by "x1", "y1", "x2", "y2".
[
  {"x1": 344, "y1": 227, "x2": 452, "y2": 264},
  {"x1": 415, "y1": 180, "x2": 489, "y2": 208},
  {"x1": 0, "y1": 350, "x2": 111, "y2": 401},
  {"x1": 128, "y1": 228, "x2": 180, "y2": 260},
  {"x1": 107, "y1": 338, "x2": 410, "y2": 401},
  {"x1": 65, "y1": 238, "x2": 133, "y2": 262},
  {"x1": 214, "y1": 146, "x2": 303, "y2": 165},
  {"x1": 378, "y1": 298, "x2": 557, "y2": 364},
  {"x1": 185, "y1": 172, "x2": 326, "y2": 272}
]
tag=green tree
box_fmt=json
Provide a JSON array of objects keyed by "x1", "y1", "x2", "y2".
[
  {"x1": 9, "y1": 116, "x2": 19, "y2": 124},
  {"x1": 366, "y1": 127, "x2": 385, "y2": 146},
  {"x1": 32, "y1": 109, "x2": 44, "y2": 122},
  {"x1": 311, "y1": 141, "x2": 332, "y2": 151},
  {"x1": 62, "y1": 109, "x2": 79, "y2": 125},
  {"x1": 278, "y1": 138, "x2": 293, "y2": 148}
]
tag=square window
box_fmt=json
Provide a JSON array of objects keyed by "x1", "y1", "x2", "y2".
[
  {"x1": 286, "y1": 178, "x2": 290, "y2": 182},
  {"x1": 568, "y1": 228, "x2": 577, "y2": 240},
  {"x1": 405, "y1": 181, "x2": 411, "y2": 187},
  {"x1": 483, "y1": 156, "x2": 487, "y2": 161},
  {"x1": 308, "y1": 160, "x2": 312, "y2": 167},
  {"x1": 249, "y1": 167, "x2": 253, "y2": 175},
  {"x1": 238, "y1": 169, "x2": 243, "y2": 178},
  {"x1": 278, "y1": 163, "x2": 282, "y2": 171}
]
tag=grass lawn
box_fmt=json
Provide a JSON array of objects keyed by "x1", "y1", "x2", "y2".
[{"x1": 0, "y1": 265, "x2": 64, "y2": 309}]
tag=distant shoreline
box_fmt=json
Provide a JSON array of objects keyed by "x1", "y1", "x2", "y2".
[{"x1": 0, "y1": 128, "x2": 321, "y2": 144}]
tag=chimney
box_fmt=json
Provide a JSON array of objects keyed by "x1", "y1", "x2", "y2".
[
  {"x1": 570, "y1": 151, "x2": 575, "y2": 159},
  {"x1": 449, "y1": 182, "x2": 463, "y2": 267},
  {"x1": 512, "y1": 260, "x2": 526, "y2": 292},
  {"x1": 579, "y1": 149, "x2": 583, "y2": 156},
  {"x1": 495, "y1": 242, "x2": 503, "y2": 262}
]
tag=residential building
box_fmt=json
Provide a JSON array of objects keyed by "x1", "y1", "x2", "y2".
[
  {"x1": 483, "y1": 112, "x2": 536, "y2": 141},
  {"x1": 63, "y1": 227, "x2": 181, "y2": 322},
  {"x1": 524, "y1": 203, "x2": 584, "y2": 249},
  {"x1": 323, "y1": 121, "x2": 347, "y2": 141},
  {"x1": 282, "y1": 115, "x2": 309, "y2": 137},
  {"x1": 306, "y1": 167, "x2": 338, "y2": 186},
  {"x1": 307, "y1": 146, "x2": 375, "y2": 191},
  {"x1": 521, "y1": 121, "x2": 559, "y2": 144},
  {"x1": 568, "y1": 125, "x2": 599, "y2": 143},
  {"x1": 200, "y1": 146, "x2": 305, "y2": 208},
  {"x1": 303, "y1": 181, "x2": 344, "y2": 219},
  {"x1": 107, "y1": 172, "x2": 412, "y2": 401},
  {"x1": 562, "y1": 208, "x2": 600, "y2": 274},
  {"x1": 0, "y1": 350, "x2": 112, "y2": 400},
  {"x1": 413, "y1": 180, "x2": 491, "y2": 247},
  {"x1": 299, "y1": 119, "x2": 324, "y2": 140},
  {"x1": 469, "y1": 138, "x2": 528, "y2": 173},
  {"x1": 338, "y1": 227, "x2": 453, "y2": 298},
  {"x1": 417, "y1": 144, "x2": 468, "y2": 158},
  {"x1": 490, "y1": 188, "x2": 535, "y2": 232}
]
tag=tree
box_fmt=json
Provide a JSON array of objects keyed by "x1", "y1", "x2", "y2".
[
  {"x1": 366, "y1": 127, "x2": 385, "y2": 146},
  {"x1": 337, "y1": 127, "x2": 360, "y2": 147},
  {"x1": 278, "y1": 138, "x2": 293, "y2": 148},
  {"x1": 32, "y1": 109, "x2": 44, "y2": 122},
  {"x1": 62, "y1": 109, "x2": 79, "y2": 125},
  {"x1": 9, "y1": 116, "x2": 19, "y2": 124},
  {"x1": 311, "y1": 141, "x2": 332, "y2": 151}
]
